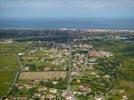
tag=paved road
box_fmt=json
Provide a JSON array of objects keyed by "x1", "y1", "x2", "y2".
[{"x1": 66, "y1": 45, "x2": 76, "y2": 100}]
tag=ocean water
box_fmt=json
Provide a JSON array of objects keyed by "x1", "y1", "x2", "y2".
[{"x1": 0, "y1": 18, "x2": 134, "y2": 30}]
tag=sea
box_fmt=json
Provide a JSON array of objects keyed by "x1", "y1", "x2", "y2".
[{"x1": 0, "y1": 18, "x2": 134, "y2": 30}]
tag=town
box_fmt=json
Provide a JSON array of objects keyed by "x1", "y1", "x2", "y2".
[{"x1": 0, "y1": 29, "x2": 134, "y2": 100}]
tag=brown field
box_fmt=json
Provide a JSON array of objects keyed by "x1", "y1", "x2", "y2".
[
  {"x1": 19, "y1": 71, "x2": 67, "y2": 80},
  {"x1": 120, "y1": 80, "x2": 134, "y2": 88}
]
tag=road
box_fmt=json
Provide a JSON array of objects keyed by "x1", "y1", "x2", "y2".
[
  {"x1": 6, "y1": 54, "x2": 24, "y2": 96},
  {"x1": 65, "y1": 44, "x2": 76, "y2": 100},
  {"x1": 67, "y1": 45, "x2": 72, "y2": 91}
]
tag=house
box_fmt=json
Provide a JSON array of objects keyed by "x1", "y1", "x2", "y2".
[
  {"x1": 89, "y1": 58, "x2": 96, "y2": 62},
  {"x1": 24, "y1": 84, "x2": 32, "y2": 90},
  {"x1": 37, "y1": 87, "x2": 46, "y2": 92},
  {"x1": 79, "y1": 85, "x2": 91, "y2": 96},
  {"x1": 94, "y1": 96, "x2": 104, "y2": 100},
  {"x1": 18, "y1": 53, "x2": 23, "y2": 56},
  {"x1": 104, "y1": 75, "x2": 111, "y2": 79},
  {"x1": 62, "y1": 91, "x2": 75, "y2": 100},
  {"x1": 73, "y1": 91, "x2": 82, "y2": 95},
  {"x1": 49, "y1": 88, "x2": 57, "y2": 94},
  {"x1": 44, "y1": 67, "x2": 51, "y2": 71},
  {"x1": 40, "y1": 96, "x2": 46, "y2": 100},
  {"x1": 89, "y1": 50, "x2": 112, "y2": 58},
  {"x1": 33, "y1": 93, "x2": 41, "y2": 98},
  {"x1": 52, "y1": 81, "x2": 58, "y2": 85},
  {"x1": 17, "y1": 97, "x2": 27, "y2": 100},
  {"x1": 22, "y1": 67, "x2": 30, "y2": 71},
  {"x1": 46, "y1": 94, "x2": 56, "y2": 100},
  {"x1": 71, "y1": 71, "x2": 80, "y2": 76},
  {"x1": 15, "y1": 83, "x2": 24, "y2": 90},
  {"x1": 121, "y1": 95, "x2": 128, "y2": 100}
]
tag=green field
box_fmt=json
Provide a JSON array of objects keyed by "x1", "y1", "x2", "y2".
[
  {"x1": 0, "y1": 55, "x2": 18, "y2": 68},
  {"x1": 0, "y1": 42, "x2": 30, "y2": 97}
]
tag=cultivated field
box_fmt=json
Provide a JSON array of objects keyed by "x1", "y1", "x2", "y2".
[{"x1": 19, "y1": 71, "x2": 67, "y2": 80}]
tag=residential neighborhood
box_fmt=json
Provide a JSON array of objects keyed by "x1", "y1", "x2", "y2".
[{"x1": 0, "y1": 29, "x2": 133, "y2": 100}]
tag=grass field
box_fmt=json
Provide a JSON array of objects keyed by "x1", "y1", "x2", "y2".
[
  {"x1": 0, "y1": 55, "x2": 18, "y2": 68},
  {"x1": 0, "y1": 54, "x2": 18, "y2": 97},
  {"x1": 0, "y1": 42, "x2": 29, "y2": 54},
  {"x1": 0, "y1": 71, "x2": 17, "y2": 96},
  {"x1": 0, "y1": 42, "x2": 30, "y2": 97}
]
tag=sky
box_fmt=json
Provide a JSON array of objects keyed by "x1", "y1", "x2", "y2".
[{"x1": 0, "y1": 0, "x2": 134, "y2": 19}]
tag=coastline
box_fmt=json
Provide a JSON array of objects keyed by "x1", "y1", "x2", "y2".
[{"x1": 0, "y1": 27, "x2": 134, "y2": 33}]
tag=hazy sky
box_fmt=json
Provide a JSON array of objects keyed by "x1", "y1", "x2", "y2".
[{"x1": 0, "y1": 0, "x2": 134, "y2": 19}]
